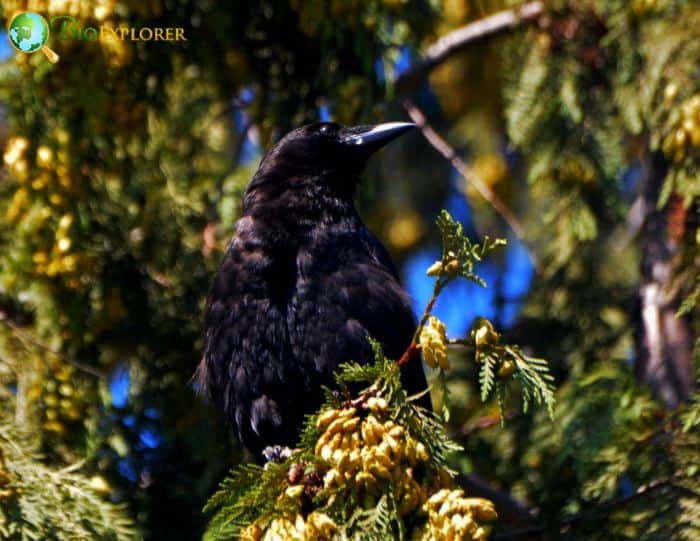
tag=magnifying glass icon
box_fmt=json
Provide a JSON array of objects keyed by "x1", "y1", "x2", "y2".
[{"x1": 7, "y1": 12, "x2": 60, "y2": 64}]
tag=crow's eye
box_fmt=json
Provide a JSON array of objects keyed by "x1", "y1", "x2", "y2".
[{"x1": 316, "y1": 123, "x2": 339, "y2": 137}]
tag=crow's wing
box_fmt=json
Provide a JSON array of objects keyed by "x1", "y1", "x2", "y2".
[
  {"x1": 200, "y1": 218, "x2": 303, "y2": 457},
  {"x1": 200, "y1": 218, "x2": 430, "y2": 458},
  {"x1": 289, "y1": 231, "x2": 428, "y2": 403}
]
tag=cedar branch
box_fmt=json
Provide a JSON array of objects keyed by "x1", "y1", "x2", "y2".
[
  {"x1": 402, "y1": 99, "x2": 540, "y2": 272},
  {"x1": 493, "y1": 475, "x2": 696, "y2": 539},
  {"x1": 396, "y1": 1, "x2": 544, "y2": 93}
]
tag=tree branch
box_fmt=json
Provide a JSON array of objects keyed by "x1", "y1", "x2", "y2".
[
  {"x1": 450, "y1": 410, "x2": 518, "y2": 439},
  {"x1": 635, "y1": 151, "x2": 694, "y2": 407},
  {"x1": 493, "y1": 475, "x2": 694, "y2": 539},
  {"x1": 402, "y1": 99, "x2": 540, "y2": 272},
  {"x1": 396, "y1": 1, "x2": 544, "y2": 93},
  {"x1": 457, "y1": 473, "x2": 538, "y2": 535},
  {"x1": 0, "y1": 313, "x2": 106, "y2": 380}
]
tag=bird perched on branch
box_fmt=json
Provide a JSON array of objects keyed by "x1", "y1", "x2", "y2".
[{"x1": 198, "y1": 121, "x2": 429, "y2": 460}]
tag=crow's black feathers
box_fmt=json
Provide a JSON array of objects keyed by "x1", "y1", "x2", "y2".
[{"x1": 199, "y1": 122, "x2": 429, "y2": 458}]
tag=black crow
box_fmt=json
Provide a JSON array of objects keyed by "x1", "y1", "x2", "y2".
[{"x1": 198, "y1": 121, "x2": 429, "y2": 459}]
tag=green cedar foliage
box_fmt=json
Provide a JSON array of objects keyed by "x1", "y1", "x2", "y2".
[
  {"x1": 0, "y1": 0, "x2": 697, "y2": 539},
  {"x1": 202, "y1": 214, "x2": 554, "y2": 540},
  {"x1": 482, "y1": 1, "x2": 700, "y2": 539},
  {"x1": 0, "y1": 425, "x2": 135, "y2": 540}
]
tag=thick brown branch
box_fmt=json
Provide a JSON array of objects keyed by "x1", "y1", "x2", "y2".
[
  {"x1": 396, "y1": 1, "x2": 544, "y2": 93},
  {"x1": 402, "y1": 99, "x2": 540, "y2": 272}
]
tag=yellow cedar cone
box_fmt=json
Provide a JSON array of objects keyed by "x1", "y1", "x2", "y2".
[
  {"x1": 497, "y1": 360, "x2": 516, "y2": 378},
  {"x1": 3, "y1": 136, "x2": 28, "y2": 167},
  {"x1": 471, "y1": 318, "x2": 500, "y2": 349},
  {"x1": 314, "y1": 400, "x2": 432, "y2": 506},
  {"x1": 240, "y1": 523, "x2": 264, "y2": 541},
  {"x1": 664, "y1": 82, "x2": 679, "y2": 103},
  {"x1": 662, "y1": 93, "x2": 700, "y2": 161},
  {"x1": 305, "y1": 512, "x2": 338, "y2": 538},
  {"x1": 419, "y1": 316, "x2": 449, "y2": 369},
  {"x1": 250, "y1": 512, "x2": 337, "y2": 541},
  {"x1": 88, "y1": 475, "x2": 112, "y2": 494},
  {"x1": 0, "y1": 449, "x2": 12, "y2": 490},
  {"x1": 36, "y1": 145, "x2": 53, "y2": 168},
  {"x1": 419, "y1": 489, "x2": 497, "y2": 540},
  {"x1": 426, "y1": 261, "x2": 443, "y2": 276},
  {"x1": 444, "y1": 259, "x2": 460, "y2": 275}
]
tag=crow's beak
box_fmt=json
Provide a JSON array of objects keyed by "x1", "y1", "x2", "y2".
[{"x1": 342, "y1": 122, "x2": 416, "y2": 152}]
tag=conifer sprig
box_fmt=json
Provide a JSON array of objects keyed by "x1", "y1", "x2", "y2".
[{"x1": 203, "y1": 212, "x2": 558, "y2": 540}]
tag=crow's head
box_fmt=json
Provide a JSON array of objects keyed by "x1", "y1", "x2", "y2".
[
  {"x1": 267, "y1": 121, "x2": 416, "y2": 172},
  {"x1": 246, "y1": 122, "x2": 415, "y2": 202}
]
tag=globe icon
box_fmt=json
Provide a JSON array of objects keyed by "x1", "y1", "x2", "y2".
[
  {"x1": 7, "y1": 12, "x2": 58, "y2": 62},
  {"x1": 8, "y1": 12, "x2": 49, "y2": 53}
]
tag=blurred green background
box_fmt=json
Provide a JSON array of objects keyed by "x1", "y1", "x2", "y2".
[{"x1": 0, "y1": 1, "x2": 698, "y2": 539}]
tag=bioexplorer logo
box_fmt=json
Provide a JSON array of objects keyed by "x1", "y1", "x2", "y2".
[
  {"x1": 8, "y1": 12, "x2": 59, "y2": 63},
  {"x1": 7, "y1": 11, "x2": 187, "y2": 63}
]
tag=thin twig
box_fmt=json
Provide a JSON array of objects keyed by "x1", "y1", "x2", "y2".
[
  {"x1": 402, "y1": 99, "x2": 541, "y2": 272},
  {"x1": 397, "y1": 278, "x2": 443, "y2": 366},
  {"x1": 396, "y1": 1, "x2": 544, "y2": 93},
  {"x1": 0, "y1": 313, "x2": 106, "y2": 380},
  {"x1": 451, "y1": 410, "x2": 518, "y2": 439},
  {"x1": 448, "y1": 337, "x2": 475, "y2": 348}
]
